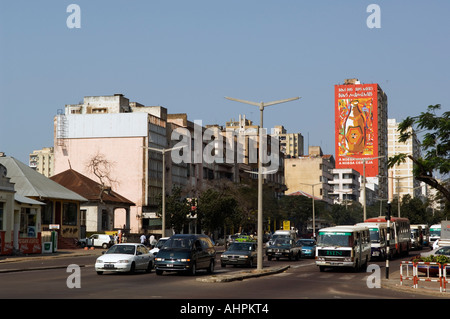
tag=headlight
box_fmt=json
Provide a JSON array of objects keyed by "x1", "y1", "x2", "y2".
[
  {"x1": 180, "y1": 259, "x2": 191, "y2": 262},
  {"x1": 155, "y1": 257, "x2": 164, "y2": 261},
  {"x1": 118, "y1": 259, "x2": 131, "y2": 263},
  {"x1": 96, "y1": 259, "x2": 103, "y2": 263},
  {"x1": 239, "y1": 255, "x2": 249, "y2": 259},
  {"x1": 284, "y1": 249, "x2": 290, "y2": 253}
]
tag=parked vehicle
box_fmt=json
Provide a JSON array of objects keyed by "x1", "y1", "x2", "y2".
[
  {"x1": 95, "y1": 243, "x2": 154, "y2": 275},
  {"x1": 149, "y1": 237, "x2": 169, "y2": 256},
  {"x1": 315, "y1": 225, "x2": 371, "y2": 272},
  {"x1": 419, "y1": 246, "x2": 450, "y2": 259},
  {"x1": 297, "y1": 239, "x2": 316, "y2": 258},
  {"x1": 78, "y1": 234, "x2": 113, "y2": 249},
  {"x1": 266, "y1": 237, "x2": 301, "y2": 261},
  {"x1": 221, "y1": 242, "x2": 257, "y2": 268},
  {"x1": 154, "y1": 234, "x2": 216, "y2": 275}
]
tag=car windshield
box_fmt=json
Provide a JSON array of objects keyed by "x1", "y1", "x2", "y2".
[
  {"x1": 273, "y1": 238, "x2": 291, "y2": 246},
  {"x1": 162, "y1": 237, "x2": 193, "y2": 250},
  {"x1": 228, "y1": 243, "x2": 253, "y2": 251},
  {"x1": 106, "y1": 245, "x2": 136, "y2": 255}
]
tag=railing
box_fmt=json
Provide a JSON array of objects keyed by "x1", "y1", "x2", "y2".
[{"x1": 400, "y1": 261, "x2": 448, "y2": 293}]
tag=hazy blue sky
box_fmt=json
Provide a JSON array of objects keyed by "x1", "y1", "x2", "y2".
[{"x1": 1, "y1": 1, "x2": 449, "y2": 164}]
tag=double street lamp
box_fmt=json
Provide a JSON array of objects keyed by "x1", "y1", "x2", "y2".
[{"x1": 225, "y1": 96, "x2": 300, "y2": 271}]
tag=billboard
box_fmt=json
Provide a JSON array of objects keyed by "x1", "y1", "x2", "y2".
[{"x1": 335, "y1": 83, "x2": 379, "y2": 177}]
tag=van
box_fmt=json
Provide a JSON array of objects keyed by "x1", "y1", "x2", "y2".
[
  {"x1": 154, "y1": 234, "x2": 216, "y2": 275},
  {"x1": 429, "y1": 224, "x2": 441, "y2": 246},
  {"x1": 315, "y1": 225, "x2": 371, "y2": 272},
  {"x1": 78, "y1": 234, "x2": 113, "y2": 249},
  {"x1": 266, "y1": 230, "x2": 297, "y2": 247}
]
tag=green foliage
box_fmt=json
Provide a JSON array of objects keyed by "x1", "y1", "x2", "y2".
[{"x1": 414, "y1": 254, "x2": 450, "y2": 264}]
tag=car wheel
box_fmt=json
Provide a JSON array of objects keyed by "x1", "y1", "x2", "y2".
[
  {"x1": 146, "y1": 261, "x2": 153, "y2": 273},
  {"x1": 207, "y1": 260, "x2": 214, "y2": 274},
  {"x1": 102, "y1": 243, "x2": 109, "y2": 249},
  {"x1": 96, "y1": 271, "x2": 103, "y2": 275},
  {"x1": 156, "y1": 269, "x2": 163, "y2": 276},
  {"x1": 190, "y1": 263, "x2": 196, "y2": 276},
  {"x1": 129, "y1": 262, "x2": 136, "y2": 274}
]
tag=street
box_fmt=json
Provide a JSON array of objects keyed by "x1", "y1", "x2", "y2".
[{"x1": 0, "y1": 249, "x2": 445, "y2": 300}]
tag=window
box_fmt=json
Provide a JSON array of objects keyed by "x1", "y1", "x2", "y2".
[
  {"x1": 0, "y1": 202, "x2": 3, "y2": 230},
  {"x1": 63, "y1": 202, "x2": 78, "y2": 226},
  {"x1": 42, "y1": 201, "x2": 53, "y2": 225}
]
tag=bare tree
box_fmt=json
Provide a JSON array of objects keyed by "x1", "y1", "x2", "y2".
[{"x1": 85, "y1": 152, "x2": 118, "y2": 202}]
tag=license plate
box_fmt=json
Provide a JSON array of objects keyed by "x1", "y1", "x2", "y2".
[
  {"x1": 104, "y1": 264, "x2": 115, "y2": 269},
  {"x1": 166, "y1": 264, "x2": 173, "y2": 267}
]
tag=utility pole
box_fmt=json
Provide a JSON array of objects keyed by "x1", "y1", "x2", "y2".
[{"x1": 385, "y1": 201, "x2": 391, "y2": 279}]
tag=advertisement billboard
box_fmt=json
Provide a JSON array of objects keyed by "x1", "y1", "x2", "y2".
[{"x1": 335, "y1": 83, "x2": 379, "y2": 177}]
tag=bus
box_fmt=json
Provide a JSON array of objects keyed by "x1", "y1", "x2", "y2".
[
  {"x1": 315, "y1": 225, "x2": 371, "y2": 272},
  {"x1": 356, "y1": 222, "x2": 387, "y2": 260},
  {"x1": 365, "y1": 217, "x2": 411, "y2": 257},
  {"x1": 429, "y1": 224, "x2": 441, "y2": 246}
]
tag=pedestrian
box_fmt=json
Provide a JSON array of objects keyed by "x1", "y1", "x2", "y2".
[
  {"x1": 140, "y1": 233, "x2": 147, "y2": 245},
  {"x1": 149, "y1": 234, "x2": 155, "y2": 248}
]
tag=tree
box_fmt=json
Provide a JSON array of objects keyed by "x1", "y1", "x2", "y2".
[
  {"x1": 85, "y1": 152, "x2": 118, "y2": 202},
  {"x1": 388, "y1": 104, "x2": 450, "y2": 202},
  {"x1": 157, "y1": 187, "x2": 191, "y2": 234}
]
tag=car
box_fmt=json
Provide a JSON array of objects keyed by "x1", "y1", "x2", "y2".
[
  {"x1": 154, "y1": 234, "x2": 216, "y2": 275},
  {"x1": 234, "y1": 235, "x2": 255, "y2": 243},
  {"x1": 149, "y1": 237, "x2": 169, "y2": 256},
  {"x1": 419, "y1": 246, "x2": 450, "y2": 259},
  {"x1": 95, "y1": 243, "x2": 154, "y2": 275},
  {"x1": 266, "y1": 237, "x2": 301, "y2": 261},
  {"x1": 221, "y1": 242, "x2": 257, "y2": 268},
  {"x1": 297, "y1": 238, "x2": 316, "y2": 258},
  {"x1": 78, "y1": 234, "x2": 113, "y2": 249}
]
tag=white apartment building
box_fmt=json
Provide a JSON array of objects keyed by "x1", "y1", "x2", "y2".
[
  {"x1": 387, "y1": 118, "x2": 422, "y2": 201},
  {"x1": 329, "y1": 168, "x2": 361, "y2": 204}
]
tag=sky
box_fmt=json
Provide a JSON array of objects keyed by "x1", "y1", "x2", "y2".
[{"x1": 1, "y1": 0, "x2": 449, "y2": 164}]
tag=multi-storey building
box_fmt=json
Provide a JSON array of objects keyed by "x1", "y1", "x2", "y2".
[
  {"x1": 273, "y1": 125, "x2": 304, "y2": 158},
  {"x1": 329, "y1": 168, "x2": 361, "y2": 204},
  {"x1": 334, "y1": 78, "x2": 388, "y2": 201},
  {"x1": 387, "y1": 118, "x2": 422, "y2": 201},
  {"x1": 284, "y1": 146, "x2": 334, "y2": 204},
  {"x1": 29, "y1": 147, "x2": 54, "y2": 177}
]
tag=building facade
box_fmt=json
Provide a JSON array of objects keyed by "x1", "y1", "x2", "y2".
[
  {"x1": 387, "y1": 118, "x2": 422, "y2": 201},
  {"x1": 334, "y1": 78, "x2": 388, "y2": 201},
  {"x1": 329, "y1": 168, "x2": 361, "y2": 204},
  {"x1": 284, "y1": 146, "x2": 334, "y2": 204},
  {"x1": 29, "y1": 147, "x2": 55, "y2": 177},
  {"x1": 273, "y1": 125, "x2": 304, "y2": 158}
]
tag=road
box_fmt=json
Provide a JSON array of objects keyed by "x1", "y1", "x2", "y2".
[{"x1": 0, "y1": 250, "x2": 442, "y2": 300}]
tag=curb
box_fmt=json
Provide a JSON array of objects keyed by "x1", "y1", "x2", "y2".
[{"x1": 196, "y1": 265, "x2": 290, "y2": 283}]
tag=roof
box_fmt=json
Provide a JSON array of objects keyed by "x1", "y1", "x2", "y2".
[
  {"x1": 287, "y1": 190, "x2": 322, "y2": 201},
  {"x1": 15, "y1": 193, "x2": 45, "y2": 205},
  {"x1": 50, "y1": 169, "x2": 134, "y2": 206},
  {"x1": 0, "y1": 156, "x2": 87, "y2": 202}
]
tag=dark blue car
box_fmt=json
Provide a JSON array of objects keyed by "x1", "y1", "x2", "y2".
[{"x1": 297, "y1": 239, "x2": 316, "y2": 258}]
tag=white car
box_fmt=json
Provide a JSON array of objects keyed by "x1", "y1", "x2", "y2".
[
  {"x1": 95, "y1": 243, "x2": 154, "y2": 275},
  {"x1": 149, "y1": 237, "x2": 169, "y2": 256}
]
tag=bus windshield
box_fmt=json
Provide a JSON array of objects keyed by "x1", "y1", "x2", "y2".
[
  {"x1": 430, "y1": 228, "x2": 441, "y2": 237},
  {"x1": 317, "y1": 232, "x2": 352, "y2": 247},
  {"x1": 369, "y1": 228, "x2": 380, "y2": 243}
]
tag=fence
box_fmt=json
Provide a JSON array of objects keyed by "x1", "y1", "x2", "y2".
[{"x1": 400, "y1": 261, "x2": 449, "y2": 293}]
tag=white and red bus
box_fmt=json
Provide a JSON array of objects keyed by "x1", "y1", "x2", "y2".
[{"x1": 364, "y1": 216, "x2": 411, "y2": 257}]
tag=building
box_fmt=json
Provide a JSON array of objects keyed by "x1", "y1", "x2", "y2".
[
  {"x1": 273, "y1": 125, "x2": 304, "y2": 158},
  {"x1": 387, "y1": 118, "x2": 422, "y2": 201},
  {"x1": 334, "y1": 78, "x2": 388, "y2": 201},
  {"x1": 284, "y1": 146, "x2": 334, "y2": 204},
  {"x1": 54, "y1": 94, "x2": 183, "y2": 235},
  {"x1": 0, "y1": 155, "x2": 87, "y2": 254},
  {"x1": 29, "y1": 147, "x2": 54, "y2": 177},
  {"x1": 329, "y1": 168, "x2": 361, "y2": 204},
  {"x1": 50, "y1": 169, "x2": 135, "y2": 236}
]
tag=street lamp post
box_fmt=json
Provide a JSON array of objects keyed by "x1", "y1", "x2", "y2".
[
  {"x1": 225, "y1": 96, "x2": 300, "y2": 271},
  {"x1": 143, "y1": 145, "x2": 183, "y2": 237},
  {"x1": 299, "y1": 182, "x2": 322, "y2": 239},
  {"x1": 345, "y1": 156, "x2": 384, "y2": 221}
]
